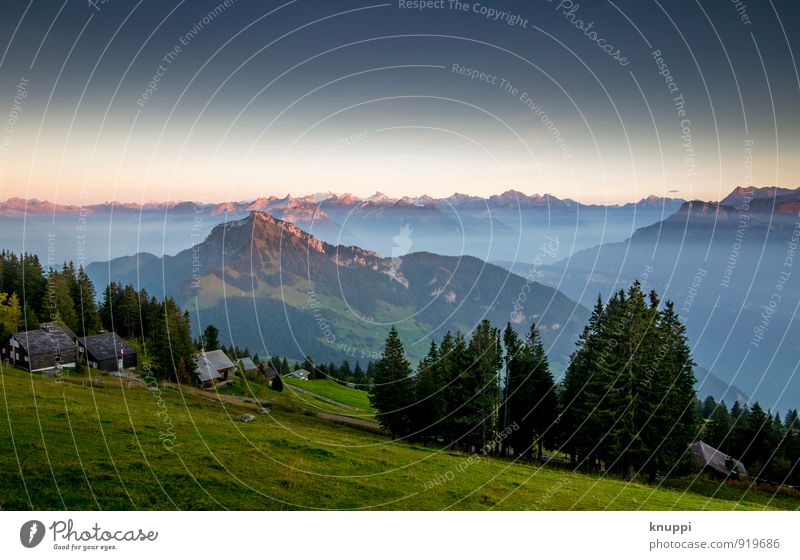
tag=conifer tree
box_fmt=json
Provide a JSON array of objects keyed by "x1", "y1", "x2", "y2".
[
  {"x1": 461, "y1": 320, "x2": 502, "y2": 451},
  {"x1": 353, "y1": 361, "x2": 368, "y2": 386},
  {"x1": 501, "y1": 323, "x2": 523, "y2": 454},
  {"x1": 561, "y1": 283, "x2": 697, "y2": 479},
  {"x1": 48, "y1": 269, "x2": 78, "y2": 329},
  {"x1": 505, "y1": 322, "x2": 558, "y2": 459},
  {"x1": 651, "y1": 300, "x2": 697, "y2": 477},
  {"x1": 706, "y1": 401, "x2": 732, "y2": 451},
  {"x1": 560, "y1": 296, "x2": 605, "y2": 464},
  {"x1": 526, "y1": 322, "x2": 559, "y2": 460},
  {"x1": 151, "y1": 298, "x2": 195, "y2": 382},
  {"x1": 729, "y1": 401, "x2": 750, "y2": 460},
  {"x1": 369, "y1": 327, "x2": 415, "y2": 439},
  {"x1": 339, "y1": 360, "x2": 352, "y2": 380},
  {"x1": 412, "y1": 341, "x2": 443, "y2": 442},
  {"x1": 202, "y1": 324, "x2": 220, "y2": 351},
  {"x1": 437, "y1": 331, "x2": 460, "y2": 444}
]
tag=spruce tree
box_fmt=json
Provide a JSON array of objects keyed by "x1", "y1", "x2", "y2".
[
  {"x1": 439, "y1": 331, "x2": 471, "y2": 447},
  {"x1": 706, "y1": 401, "x2": 732, "y2": 451},
  {"x1": 783, "y1": 410, "x2": 800, "y2": 485},
  {"x1": 369, "y1": 327, "x2": 415, "y2": 439},
  {"x1": 72, "y1": 265, "x2": 100, "y2": 336},
  {"x1": 505, "y1": 322, "x2": 557, "y2": 460},
  {"x1": 526, "y1": 322, "x2": 559, "y2": 460},
  {"x1": 561, "y1": 283, "x2": 698, "y2": 479},
  {"x1": 584, "y1": 290, "x2": 629, "y2": 472},
  {"x1": 501, "y1": 323, "x2": 523, "y2": 455},
  {"x1": 462, "y1": 320, "x2": 501, "y2": 451},
  {"x1": 560, "y1": 296, "x2": 605, "y2": 465},
  {"x1": 301, "y1": 355, "x2": 316, "y2": 378},
  {"x1": 202, "y1": 324, "x2": 220, "y2": 351},
  {"x1": 652, "y1": 301, "x2": 697, "y2": 477},
  {"x1": 729, "y1": 401, "x2": 750, "y2": 460},
  {"x1": 412, "y1": 341, "x2": 444, "y2": 443},
  {"x1": 151, "y1": 298, "x2": 195, "y2": 382}
]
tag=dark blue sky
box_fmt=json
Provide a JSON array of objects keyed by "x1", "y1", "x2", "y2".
[{"x1": 1, "y1": 0, "x2": 798, "y2": 203}]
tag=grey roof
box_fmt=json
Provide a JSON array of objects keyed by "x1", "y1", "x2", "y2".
[
  {"x1": 689, "y1": 441, "x2": 748, "y2": 478},
  {"x1": 79, "y1": 332, "x2": 134, "y2": 361},
  {"x1": 262, "y1": 366, "x2": 278, "y2": 379},
  {"x1": 12, "y1": 324, "x2": 76, "y2": 355},
  {"x1": 194, "y1": 349, "x2": 235, "y2": 382},
  {"x1": 285, "y1": 368, "x2": 310, "y2": 379},
  {"x1": 238, "y1": 357, "x2": 257, "y2": 371}
]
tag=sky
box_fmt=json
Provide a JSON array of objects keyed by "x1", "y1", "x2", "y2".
[{"x1": 0, "y1": 0, "x2": 798, "y2": 205}]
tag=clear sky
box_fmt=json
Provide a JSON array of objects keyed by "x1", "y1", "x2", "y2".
[{"x1": 0, "y1": 0, "x2": 798, "y2": 205}]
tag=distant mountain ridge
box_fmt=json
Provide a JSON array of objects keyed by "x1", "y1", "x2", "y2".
[
  {"x1": 0, "y1": 187, "x2": 706, "y2": 265},
  {"x1": 5, "y1": 185, "x2": 797, "y2": 218},
  {"x1": 533, "y1": 185, "x2": 800, "y2": 409},
  {"x1": 0, "y1": 189, "x2": 690, "y2": 215},
  {"x1": 86, "y1": 211, "x2": 589, "y2": 369}
]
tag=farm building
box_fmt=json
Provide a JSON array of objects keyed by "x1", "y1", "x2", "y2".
[
  {"x1": 689, "y1": 441, "x2": 748, "y2": 479},
  {"x1": 194, "y1": 349, "x2": 235, "y2": 387},
  {"x1": 237, "y1": 357, "x2": 257, "y2": 372},
  {"x1": 284, "y1": 368, "x2": 310, "y2": 380},
  {"x1": 78, "y1": 332, "x2": 136, "y2": 371},
  {"x1": 2, "y1": 323, "x2": 78, "y2": 372},
  {"x1": 261, "y1": 365, "x2": 279, "y2": 386}
]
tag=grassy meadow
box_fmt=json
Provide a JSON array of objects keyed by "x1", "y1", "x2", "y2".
[{"x1": 0, "y1": 366, "x2": 797, "y2": 511}]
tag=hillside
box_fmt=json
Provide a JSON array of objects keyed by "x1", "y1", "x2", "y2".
[
  {"x1": 538, "y1": 187, "x2": 800, "y2": 408},
  {"x1": 1, "y1": 367, "x2": 795, "y2": 511},
  {"x1": 87, "y1": 212, "x2": 588, "y2": 369}
]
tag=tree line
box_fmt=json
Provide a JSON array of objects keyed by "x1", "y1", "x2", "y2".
[
  {"x1": 0, "y1": 252, "x2": 195, "y2": 383},
  {"x1": 293, "y1": 354, "x2": 375, "y2": 386},
  {"x1": 370, "y1": 281, "x2": 757, "y2": 482},
  {"x1": 0, "y1": 252, "x2": 99, "y2": 337}
]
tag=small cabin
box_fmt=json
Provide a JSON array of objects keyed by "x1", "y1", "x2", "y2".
[
  {"x1": 3, "y1": 323, "x2": 78, "y2": 372},
  {"x1": 237, "y1": 357, "x2": 257, "y2": 373},
  {"x1": 689, "y1": 441, "x2": 748, "y2": 480},
  {"x1": 78, "y1": 332, "x2": 136, "y2": 372},
  {"x1": 194, "y1": 349, "x2": 235, "y2": 387},
  {"x1": 284, "y1": 368, "x2": 310, "y2": 381}
]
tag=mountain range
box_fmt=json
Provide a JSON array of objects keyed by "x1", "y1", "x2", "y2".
[
  {"x1": 5, "y1": 185, "x2": 797, "y2": 406},
  {"x1": 86, "y1": 211, "x2": 589, "y2": 370},
  {"x1": 0, "y1": 190, "x2": 685, "y2": 265},
  {"x1": 525, "y1": 186, "x2": 800, "y2": 410}
]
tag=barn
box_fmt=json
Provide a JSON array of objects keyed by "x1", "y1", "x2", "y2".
[
  {"x1": 3, "y1": 323, "x2": 78, "y2": 372},
  {"x1": 284, "y1": 368, "x2": 310, "y2": 381},
  {"x1": 194, "y1": 349, "x2": 235, "y2": 387},
  {"x1": 689, "y1": 441, "x2": 748, "y2": 480},
  {"x1": 78, "y1": 332, "x2": 137, "y2": 372},
  {"x1": 237, "y1": 357, "x2": 257, "y2": 373}
]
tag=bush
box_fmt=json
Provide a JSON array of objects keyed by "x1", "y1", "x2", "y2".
[{"x1": 271, "y1": 374, "x2": 283, "y2": 392}]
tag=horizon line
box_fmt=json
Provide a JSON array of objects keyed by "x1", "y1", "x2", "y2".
[{"x1": 0, "y1": 184, "x2": 793, "y2": 210}]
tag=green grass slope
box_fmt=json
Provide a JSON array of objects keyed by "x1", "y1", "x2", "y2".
[
  {"x1": 0, "y1": 368, "x2": 796, "y2": 511},
  {"x1": 283, "y1": 378, "x2": 375, "y2": 414}
]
